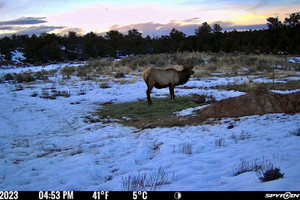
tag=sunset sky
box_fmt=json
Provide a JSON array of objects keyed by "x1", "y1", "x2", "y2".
[{"x1": 0, "y1": 0, "x2": 299, "y2": 36}]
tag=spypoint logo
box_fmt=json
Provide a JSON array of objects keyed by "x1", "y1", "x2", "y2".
[{"x1": 265, "y1": 192, "x2": 300, "y2": 199}]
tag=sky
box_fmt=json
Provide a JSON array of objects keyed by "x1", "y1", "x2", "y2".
[{"x1": 0, "y1": 0, "x2": 299, "y2": 37}]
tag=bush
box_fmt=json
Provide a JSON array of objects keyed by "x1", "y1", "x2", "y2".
[
  {"x1": 232, "y1": 158, "x2": 284, "y2": 182},
  {"x1": 76, "y1": 65, "x2": 92, "y2": 77},
  {"x1": 34, "y1": 71, "x2": 48, "y2": 81},
  {"x1": 14, "y1": 73, "x2": 24, "y2": 83},
  {"x1": 232, "y1": 158, "x2": 272, "y2": 176},
  {"x1": 259, "y1": 167, "x2": 284, "y2": 182},
  {"x1": 114, "y1": 71, "x2": 125, "y2": 78},
  {"x1": 291, "y1": 128, "x2": 300, "y2": 136},
  {"x1": 41, "y1": 89, "x2": 70, "y2": 100},
  {"x1": 61, "y1": 66, "x2": 76, "y2": 78},
  {"x1": 4, "y1": 73, "x2": 14, "y2": 81},
  {"x1": 14, "y1": 72, "x2": 35, "y2": 83}
]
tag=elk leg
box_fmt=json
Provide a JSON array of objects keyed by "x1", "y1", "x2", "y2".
[
  {"x1": 169, "y1": 85, "x2": 175, "y2": 101},
  {"x1": 146, "y1": 86, "x2": 153, "y2": 105},
  {"x1": 171, "y1": 86, "x2": 175, "y2": 101}
]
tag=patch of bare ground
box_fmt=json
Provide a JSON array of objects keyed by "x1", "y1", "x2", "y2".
[{"x1": 181, "y1": 84, "x2": 300, "y2": 126}]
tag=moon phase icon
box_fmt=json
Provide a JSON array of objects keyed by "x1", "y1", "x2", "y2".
[{"x1": 174, "y1": 192, "x2": 182, "y2": 200}]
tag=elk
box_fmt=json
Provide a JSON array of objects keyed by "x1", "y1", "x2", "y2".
[{"x1": 142, "y1": 55, "x2": 195, "y2": 105}]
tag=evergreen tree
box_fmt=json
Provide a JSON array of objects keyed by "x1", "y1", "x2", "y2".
[
  {"x1": 105, "y1": 30, "x2": 124, "y2": 57},
  {"x1": 267, "y1": 16, "x2": 282, "y2": 29},
  {"x1": 82, "y1": 32, "x2": 100, "y2": 59},
  {"x1": 284, "y1": 12, "x2": 300, "y2": 28},
  {"x1": 195, "y1": 22, "x2": 212, "y2": 36},
  {"x1": 169, "y1": 28, "x2": 186, "y2": 52},
  {"x1": 125, "y1": 29, "x2": 143, "y2": 55},
  {"x1": 0, "y1": 36, "x2": 15, "y2": 60},
  {"x1": 212, "y1": 24, "x2": 222, "y2": 33}
]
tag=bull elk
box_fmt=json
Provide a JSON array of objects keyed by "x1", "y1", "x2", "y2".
[{"x1": 141, "y1": 55, "x2": 195, "y2": 105}]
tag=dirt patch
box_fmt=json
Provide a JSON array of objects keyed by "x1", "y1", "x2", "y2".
[{"x1": 182, "y1": 84, "x2": 300, "y2": 126}]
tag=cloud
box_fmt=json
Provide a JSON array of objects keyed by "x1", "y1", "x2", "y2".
[
  {"x1": 107, "y1": 20, "x2": 197, "y2": 36},
  {"x1": 0, "y1": 26, "x2": 14, "y2": 30},
  {"x1": 14, "y1": 25, "x2": 65, "y2": 35},
  {"x1": 211, "y1": 20, "x2": 267, "y2": 31},
  {"x1": 105, "y1": 18, "x2": 267, "y2": 37},
  {"x1": 181, "y1": 17, "x2": 202, "y2": 24},
  {"x1": 246, "y1": 1, "x2": 268, "y2": 11},
  {"x1": 0, "y1": 16, "x2": 65, "y2": 36},
  {"x1": 0, "y1": 17, "x2": 47, "y2": 26},
  {"x1": 107, "y1": 22, "x2": 178, "y2": 36},
  {"x1": 56, "y1": 27, "x2": 85, "y2": 35}
]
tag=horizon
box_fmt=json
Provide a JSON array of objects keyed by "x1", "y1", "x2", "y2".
[{"x1": 0, "y1": 0, "x2": 299, "y2": 37}]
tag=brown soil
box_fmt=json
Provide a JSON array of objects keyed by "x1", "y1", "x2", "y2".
[{"x1": 181, "y1": 84, "x2": 300, "y2": 126}]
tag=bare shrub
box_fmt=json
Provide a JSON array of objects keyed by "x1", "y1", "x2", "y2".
[
  {"x1": 99, "y1": 82, "x2": 110, "y2": 89},
  {"x1": 76, "y1": 65, "x2": 92, "y2": 77},
  {"x1": 230, "y1": 131, "x2": 251, "y2": 142},
  {"x1": 231, "y1": 157, "x2": 281, "y2": 181},
  {"x1": 41, "y1": 89, "x2": 70, "y2": 99},
  {"x1": 31, "y1": 91, "x2": 38, "y2": 97},
  {"x1": 215, "y1": 137, "x2": 226, "y2": 147},
  {"x1": 122, "y1": 168, "x2": 173, "y2": 191},
  {"x1": 232, "y1": 159, "x2": 249, "y2": 176},
  {"x1": 14, "y1": 72, "x2": 35, "y2": 83},
  {"x1": 291, "y1": 128, "x2": 300, "y2": 136},
  {"x1": 61, "y1": 66, "x2": 76, "y2": 79},
  {"x1": 173, "y1": 142, "x2": 193, "y2": 154}
]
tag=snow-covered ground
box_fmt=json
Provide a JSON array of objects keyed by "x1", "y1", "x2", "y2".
[{"x1": 0, "y1": 63, "x2": 300, "y2": 191}]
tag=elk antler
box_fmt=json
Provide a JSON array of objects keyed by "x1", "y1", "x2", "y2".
[{"x1": 182, "y1": 51, "x2": 196, "y2": 69}]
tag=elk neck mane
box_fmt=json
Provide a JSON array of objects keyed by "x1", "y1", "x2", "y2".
[{"x1": 177, "y1": 68, "x2": 191, "y2": 85}]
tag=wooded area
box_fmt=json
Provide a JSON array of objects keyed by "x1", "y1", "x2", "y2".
[{"x1": 0, "y1": 13, "x2": 299, "y2": 64}]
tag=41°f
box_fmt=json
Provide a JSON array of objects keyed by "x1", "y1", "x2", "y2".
[{"x1": 92, "y1": 191, "x2": 109, "y2": 200}]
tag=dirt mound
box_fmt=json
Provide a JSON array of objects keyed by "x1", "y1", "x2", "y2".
[{"x1": 196, "y1": 85, "x2": 300, "y2": 120}]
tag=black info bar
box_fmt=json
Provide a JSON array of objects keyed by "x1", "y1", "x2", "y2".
[{"x1": 1, "y1": 191, "x2": 298, "y2": 200}]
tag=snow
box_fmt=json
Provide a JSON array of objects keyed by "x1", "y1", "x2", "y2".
[
  {"x1": 287, "y1": 57, "x2": 300, "y2": 64},
  {"x1": 174, "y1": 105, "x2": 209, "y2": 116},
  {"x1": 11, "y1": 50, "x2": 26, "y2": 64},
  {"x1": 0, "y1": 62, "x2": 87, "y2": 76},
  {"x1": 0, "y1": 63, "x2": 300, "y2": 191}
]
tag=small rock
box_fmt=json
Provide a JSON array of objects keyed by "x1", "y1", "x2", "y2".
[
  {"x1": 191, "y1": 94, "x2": 206, "y2": 104},
  {"x1": 228, "y1": 124, "x2": 234, "y2": 129}
]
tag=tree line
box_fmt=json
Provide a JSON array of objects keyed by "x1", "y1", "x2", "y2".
[{"x1": 0, "y1": 13, "x2": 299, "y2": 64}]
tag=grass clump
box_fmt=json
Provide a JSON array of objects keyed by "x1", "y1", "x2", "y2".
[
  {"x1": 291, "y1": 128, "x2": 300, "y2": 136},
  {"x1": 258, "y1": 167, "x2": 284, "y2": 182},
  {"x1": 173, "y1": 142, "x2": 193, "y2": 154},
  {"x1": 96, "y1": 96, "x2": 201, "y2": 129},
  {"x1": 231, "y1": 157, "x2": 284, "y2": 182}
]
